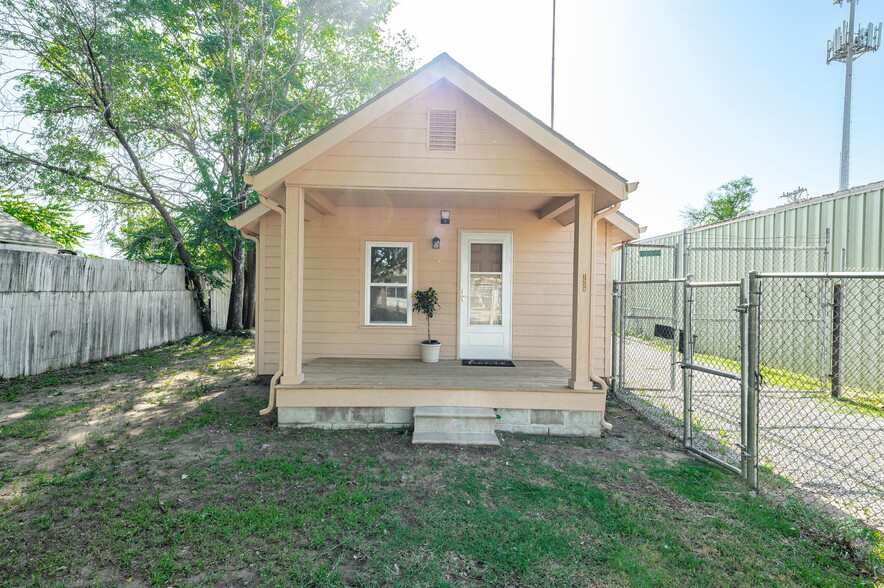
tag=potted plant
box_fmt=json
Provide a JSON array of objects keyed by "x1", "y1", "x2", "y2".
[{"x1": 412, "y1": 287, "x2": 441, "y2": 363}]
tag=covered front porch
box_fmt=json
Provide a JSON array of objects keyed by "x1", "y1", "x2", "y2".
[{"x1": 275, "y1": 357, "x2": 606, "y2": 435}]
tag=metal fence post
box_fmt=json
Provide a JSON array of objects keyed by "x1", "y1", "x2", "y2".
[
  {"x1": 830, "y1": 282, "x2": 843, "y2": 398},
  {"x1": 739, "y1": 277, "x2": 749, "y2": 478},
  {"x1": 682, "y1": 229, "x2": 690, "y2": 278},
  {"x1": 682, "y1": 274, "x2": 694, "y2": 449},
  {"x1": 611, "y1": 280, "x2": 620, "y2": 393},
  {"x1": 745, "y1": 271, "x2": 761, "y2": 489},
  {"x1": 830, "y1": 249, "x2": 847, "y2": 398}
]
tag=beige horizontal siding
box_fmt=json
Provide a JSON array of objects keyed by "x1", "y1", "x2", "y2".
[
  {"x1": 257, "y1": 208, "x2": 618, "y2": 378},
  {"x1": 288, "y1": 81, "x2": 594, "y2": 194},
  {"x1": 257, "y1": 215, "x2": 282, "y2": 375},
  {"x1": 593, "y1": 221, "x2": 615, "y2": 377},
  {"x1": 296, "y1": 206, "x2": 576, "y2": 368}
]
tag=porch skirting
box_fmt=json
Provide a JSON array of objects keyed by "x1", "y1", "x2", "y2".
[
  {"x1": 278, "y1": 406, "x2": 603, "y2": 438},
  {"x1": 273, "y1": 358, "x2": 605, "y2": 437}
]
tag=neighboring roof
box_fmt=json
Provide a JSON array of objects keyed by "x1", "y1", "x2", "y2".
[
  {"x1": 640, "y1": 179, "x2": 884, "y2": 242},
  {"x1": 245, "y1": 53, "x2": 635, "y2": 203},
  {"x1": 0, "y1": 209, "x2": 60, "y2": 250}
]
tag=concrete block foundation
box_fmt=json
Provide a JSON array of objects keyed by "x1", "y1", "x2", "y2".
[{"x1": 278, "y1": 406, "x2": 603, "y2": 437}]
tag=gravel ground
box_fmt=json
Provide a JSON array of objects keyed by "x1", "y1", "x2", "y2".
[{"x1": 617, "y1": 337, "x2": 884, "y2": 531}]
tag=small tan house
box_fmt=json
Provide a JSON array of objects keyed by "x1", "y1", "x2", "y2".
[{"x1": 229, "y1": 54, "x2": 641, "y2": 438}]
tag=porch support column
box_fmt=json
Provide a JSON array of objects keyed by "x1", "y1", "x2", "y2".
[
  {"x1": 569, "y1": 191, "x2": 595, "y2": 390},
  {"x1": 280, "y1": 183, "x2": 305, "y2": 385}
]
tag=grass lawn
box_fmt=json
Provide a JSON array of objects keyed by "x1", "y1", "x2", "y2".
[{"x1": 0, "y1": 334, "x2": 881, "y2": 587}]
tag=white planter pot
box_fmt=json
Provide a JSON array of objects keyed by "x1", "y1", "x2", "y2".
[{"x1": 420, "y1": 341, "x2": 441, "y2": 363}]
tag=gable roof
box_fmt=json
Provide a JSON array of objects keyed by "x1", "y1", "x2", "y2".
[
  {"x1": 0, "y1": 209, "x2": 60, "y2": 251},
  {"x1": 245, "y1": 53, "x2": 635, "y2": 203}
]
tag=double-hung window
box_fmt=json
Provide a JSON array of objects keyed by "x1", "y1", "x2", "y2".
[{"x1": 365, "y1": 242, "x2": 412, "y2": 326}]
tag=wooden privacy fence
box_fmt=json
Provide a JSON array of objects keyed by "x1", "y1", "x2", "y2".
[{"x1": 0, "y1": 251, "x2": 203, "y2": 379}]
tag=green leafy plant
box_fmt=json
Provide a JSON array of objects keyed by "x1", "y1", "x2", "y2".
[{"x1": 411, "y1": 287, "x2": 440, "y2": 344}]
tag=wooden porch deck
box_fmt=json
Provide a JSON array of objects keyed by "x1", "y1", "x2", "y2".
[
  {"x1": 275, "y1": 358, "x2": 605, "y2": 412},
  {"x1": 297, "y1": 358, "x2": 572, "y2": 391}
]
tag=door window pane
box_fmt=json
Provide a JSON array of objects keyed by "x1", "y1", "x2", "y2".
[
  {"x1": 470, "y1": 243, "x2": 502, "y2": 272},
  {"x1": 469, "y1": 274, "x2": 502, "y2": 325}
]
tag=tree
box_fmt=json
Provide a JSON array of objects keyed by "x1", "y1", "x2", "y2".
[
  {"x1": 0, "y1": 0, "x2": 216, "y2": 329},
  {"x1": 0, "y1": 0, "x2": 413, "y2": 330},
  {"x1": 680, "y1": 176, "x2": 756, "y2": 228},
  {"x1": 0, "y1": 191, "x2": 89, "y2": 250}
]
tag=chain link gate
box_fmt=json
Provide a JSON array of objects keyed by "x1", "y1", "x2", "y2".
[
  {"x1": 681, "y1": 276, "x2": 754, "y2": 479},
  {"x1": 614, "y1": 268, "x2": 884, "y2": 529}
]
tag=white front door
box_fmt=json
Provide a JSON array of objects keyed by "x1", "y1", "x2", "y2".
[{"x1": 458, "y1": 231, "x2": 513, "y2": 360}]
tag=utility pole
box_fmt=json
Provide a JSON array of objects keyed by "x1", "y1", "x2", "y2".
[
  {"x1": 827, "y1": 0, "x2": 881, "y2": 191},
  {"x1": 550, "y1": 0, "x2": 556, "y2": 129}
]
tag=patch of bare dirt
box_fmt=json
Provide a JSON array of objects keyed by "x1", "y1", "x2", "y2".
[{"x1": 0, "y1": 339, "x2": 263, "y2": 508}]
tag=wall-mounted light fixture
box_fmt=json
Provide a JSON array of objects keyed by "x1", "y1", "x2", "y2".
[
  {"x1": 440, "y1": 210, "x2": 450, "y2": 224},
  {"x1": 431, "y1": 237, "x2": 441, "y2": 249}
]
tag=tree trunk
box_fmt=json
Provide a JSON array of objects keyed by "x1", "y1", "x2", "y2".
[
  {"x1": 244, "y1": 245, "x2": 256, "y2": 329},
  {"x1": 186, "y1": 269, "x2": 213, "y2": 332},
  {"x1": 227, "y1": 239, "x2": 246, "y2": 330}
]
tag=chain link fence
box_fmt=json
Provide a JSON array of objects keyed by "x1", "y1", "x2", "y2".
[
  {"x1": 612, "y1": 234, "x2": 883, "y2": 530},
  {"x1": 613, "y1": 278, "x2": 683, "y2": 439},
  {"x1": 612, "y1": 243, "x2": 684, "y2": 439},
  {"x1": 684, "y1": 232, "x2": 830, "y2": 282},
  {"x1": 753, "y1": 273, "x2": 884, "y2": 529}
]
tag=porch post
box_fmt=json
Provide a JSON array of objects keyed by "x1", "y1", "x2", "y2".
[
  {"x1": 569, "y1": 191, "x2": 594, "y2": 390},
  {"x1": 280, "y1": 183, "x2": 305, "y2": 385}
]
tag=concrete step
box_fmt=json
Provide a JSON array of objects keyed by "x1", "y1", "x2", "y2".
[
  {"x1": 412, "y1": 406, "x2": 500, "y2": 446},
  {"x1": 412, "y1": 431, "x2": 501, "y2": 446}
]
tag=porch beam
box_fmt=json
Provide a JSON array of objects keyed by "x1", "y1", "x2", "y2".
[
  {"x1": 569, "y1": 190, "x2": 594, "y2": 390},
  {"x1": 280, "y1": 184, "x2": 306, "y2": 385},
  {"x1": 537, "y1": 196, "x2": 574, "y2": 220},
  {"x1": 304, "y1": 189, "x2": 337, "y2": 216}
]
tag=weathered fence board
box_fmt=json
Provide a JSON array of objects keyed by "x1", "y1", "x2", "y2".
[
  {"x1": 208, "y1": 271, "x2": 232, "y2": 331},
  {"x1": 0, "y1": 251, "x2": 185, "y2": 293},
  {"x1": 0, "y1": 251, "x2": 202, "y2": 378}
]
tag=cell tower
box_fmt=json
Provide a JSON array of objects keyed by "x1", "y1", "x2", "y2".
[{"x1": 827, "y1": 0, "x2": 882, "y2": 191}]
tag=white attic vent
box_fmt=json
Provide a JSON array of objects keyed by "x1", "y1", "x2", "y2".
[{"x1": 428, "y1": 109, "x2": 457, "y2": 151}]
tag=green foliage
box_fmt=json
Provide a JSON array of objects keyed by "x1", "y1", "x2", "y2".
[
  {"x1": 681, "y1": 176, "x2": 756, "y2": 227},
  {"x1": 0, "y1": 191, "x2": 89, "y2": 249},
  {"x1": 0, "y1": 0, "x2": 414, "y2": 325},
  {"x1": 411, "y1": 287, "x2": 440, "y2": 342},
  {"x1": 108, "y1": 204, "x2": 237, "y2": 288}
]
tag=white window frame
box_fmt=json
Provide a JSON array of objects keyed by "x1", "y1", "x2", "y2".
[{"x1": 364, "y1": 241, "x2": 413, "y2": 326}]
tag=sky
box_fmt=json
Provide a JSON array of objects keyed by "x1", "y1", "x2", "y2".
[
  {"x1": 70, "y1": 0, "x2": 884, "y2": 254},
  {"x1": 386, "y1": 0, "x2": 884, "y2": 238}
]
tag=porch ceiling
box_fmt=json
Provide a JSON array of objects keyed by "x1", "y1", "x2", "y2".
[
  {"x1": 304, "y1": 187, "x2": 584, "y2": 225},
  {"x1": 310, "y1": 188, "x2": 572, "y2": 212}
]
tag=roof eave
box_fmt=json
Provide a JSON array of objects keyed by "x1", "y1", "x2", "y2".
[{"x1": 246, "y1": 53, "x2": 632, "y2": 201}]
